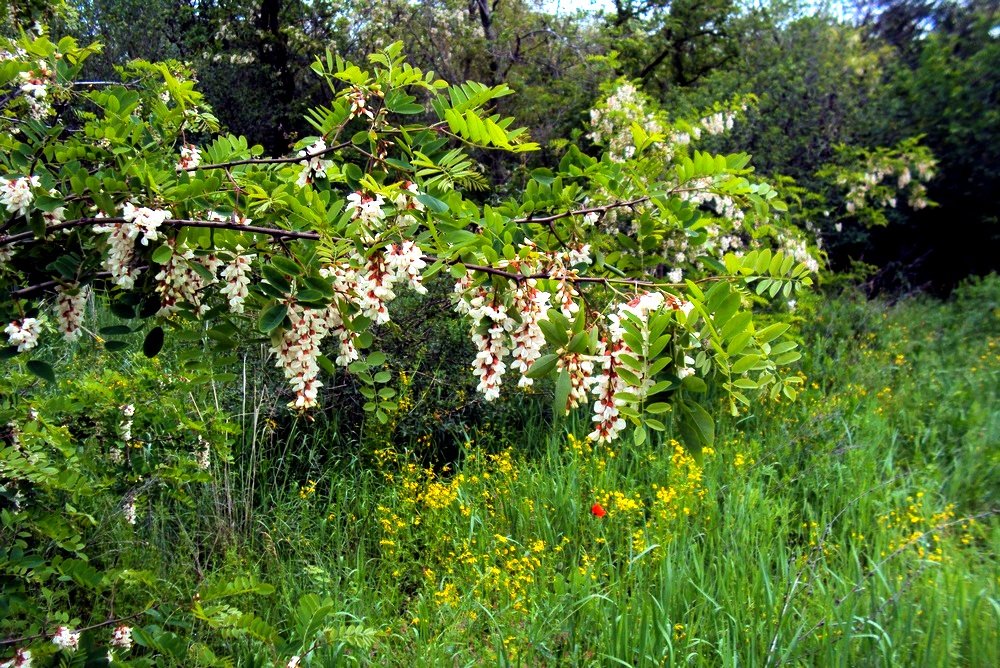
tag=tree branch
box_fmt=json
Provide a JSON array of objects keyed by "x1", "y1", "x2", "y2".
[{"x1": 196, "y1": 141, "x2": 352, "y2": 171}]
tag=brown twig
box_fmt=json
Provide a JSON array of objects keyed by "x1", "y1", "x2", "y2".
[
  {"x1": 0, "y1": 609, "x2": 148, "y2": 647},
  {"x1": 196, "y1": 141, "x2": 352, "y2": 171}
]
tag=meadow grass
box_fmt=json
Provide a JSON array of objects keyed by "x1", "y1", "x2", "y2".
[
  {"x1": 114, "y1": 279, "x2": 995, "y2": 666},
  {"x1": 18, "y1": 280, "x2": 997, "y2": 666}
]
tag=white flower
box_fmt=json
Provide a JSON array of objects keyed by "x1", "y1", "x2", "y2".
[
  {"x1": 54, "y1": 285, "x2": 89, "y2": 341},
  {"x1": 271, "y1": 304, "x2": 332, "y2": 410},
  {"x1": 384, "y1": 241, "x2": 427, "y2": 294},
  {"x1": 121, "y1": 202, "x2": 170, "y2": 246},
  {"x1": 220, "y1": 252, "x2": 254, "y2": 313},
  {"x1": 176, "y1": 144, "x2": 201, "y2": 172},
  {"x1": 296, "y1": 140, "x2": 333, "y2": 187},
  {"x1": 286, "y1": 656, "x2": 301, "y2": 668},
  {"x1": 509, "y1": 283, "x2": 550, "y2": 387},
  {"x1": 1, "y1": 176, "x2": 40, "y2": 217},
  {"x1": 5, "y1": 318, "x2": 41, "y2": 352},
  {"x1": 123, "y1": 498, "x2": 137, "y2": 525},
  {"x1": 345, "y1": 191, "x2": 386, "y2": 228},
  {"x1": 110, "y1": 624, "x2": 133, "y2": 650},
  {"x1": 52, "y1": 626, "x2": 80, "y2": 652},
  {"x1": 0, "y1": 648, "x2": 31, "y2": 668}
]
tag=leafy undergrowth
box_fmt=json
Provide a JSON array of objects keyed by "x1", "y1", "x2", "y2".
[{"x1": 2, "y1": 277, "x2": 998, "y2": 666}]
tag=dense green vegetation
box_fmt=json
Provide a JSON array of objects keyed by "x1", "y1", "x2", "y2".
[
  {"x1": 3, "y1": 278, "x2": 997, "y2": 664},
  {"x1": 1, "y1": 2, "x2": 998, "y2": 666}
]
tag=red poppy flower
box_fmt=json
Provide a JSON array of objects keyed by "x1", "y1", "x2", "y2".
[{"x1": 591, "y1": 502, "x2": 607, "y2": 518}]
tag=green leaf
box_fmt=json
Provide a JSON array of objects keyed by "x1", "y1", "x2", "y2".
[
  {"x1": 143, "y1": 327, "x2": 165, "y2": 358},
  {"x1": 681, "y1": 375, "x2": 707, "y2": 393},
  {"x1": 151, "y1": 244, "x2": 173, "y2": 264},
  {"x1": 258, "y1": 303, "x2": 288, "y2": 333},
  {"x1": 553, "y1": 367, "x2": 571, "y2": 419},
  {"x1": 679, "y1": 400, "x2": 715, "y2": 452},
  {"x1": 416, "y1": 193, "x2": 449, "y2": 213},
  {"x1": 525, "y1": 353, "x2": 558, "y2": 379},
  {"x1": 270, "y1": 256, "x2": 302, "y2": 276},
  {"x1": 26, "y1": 360, "x2": 55, "y2": 383}
]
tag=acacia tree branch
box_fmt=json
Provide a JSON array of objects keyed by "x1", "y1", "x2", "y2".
[
  {"x1": 0, "y1": 218, "x2": 322, "y2": 247},
  {"x1": 196, "y1": 141, "x2": 352, "y2": 171},
  {"x1": 0, "y1": 609, "x2": 148, "y2": 647}
]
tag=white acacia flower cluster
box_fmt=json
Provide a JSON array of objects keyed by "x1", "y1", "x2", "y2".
[
  {"x1": 384, "y1": 241, "x2": 428, "y2": 295},
  {"x1": 588, "y1": 81, "x2": 665, "y2": 163},
  {"x1": 681, "y1": 176, "x2": 745, "y2": 225},
  {"x1": 18, "y1": 61, "x2": 53, "y2": 119},
  {"x1": 5, "y1": 318, "x2": 41, "y2": 352},
  {"x1": 123, "y1": 496, "x2": 137, "y2": 525},
  {"x1": 0, "y1": 647, "x2": 31, "y2": 667},
  {"x1": 559, "y1": 352, "x2": 595, "y2": 412},
  {"x1": 219, "y1": 252, "x2": 255, "y2": 313},
  {"x1": 268, "y1": 239, "x2": 429, "y2": 407},
  {"x1": 509, "y1": 282, "x2": 551, "y2": 387},
  {"x1": 588, "y1": 337, "x2": 626, "y2": 443},
  {"x1": 42, "y1": 189, "x2": 66, "y2": 228},
  {"x1": 549, "y1": 246, "x2": 590, "y2": 319},
  {"x1": 347, "y1": 86, "x2": 375, "y2": 119},
  {"x1": 111, "y1": 624, "x2": 133, "y2": 650},
  {"x1": 93, "y1": 203, "x2": 171, "y2": 289},
  {"x1": 470, "y1": 299, "x2": 514, "y2": 402},
  {"x1": 120, "y1": 403, "x2": 135, "y2": 443},
  {"x1": 392, "y1": 180, "x2": 426, "y2": 226},
  {"x1": 843, "y1": 156, "x2": 935, "y2": 213},
  {"x1": 454, "y1": 244, "x2": 599, "y2": 400},
  {"x1": 310, "y1": 242, "x2": 428, "y2": 375},
  {"x1": 52, "y1": 626, "x2": 80, "y2": 652},
  {"x1": 154, "y1": 244, "x2": 220, "y2": 316},
  {"x1": 54, "y1": 284, "x2": 90, "y2": 341},
  {"x1": 588, "y1": 292, "x2": 695, "y2": 443},
  {"x1": 296, "y1": 139, "x2": 334, "y2": 187},
  {"x1": 346, "y1": 190, "x2": 387, "y2": 241},
  {"x1": 1, "y1": 175, "x2": 40, "y2": 217},
  {"x1": 176, "y1": 143, "x2": 202, "y2": 172},
  {"x1": 272, "y1": 303, "x2": 331, "y2": 410},
  {"x1": 776, "y1": 231, "x2": 820, "y2": 274},
  {"x1": 195, "y1": 436, "x2": 211, "y2": 470}
]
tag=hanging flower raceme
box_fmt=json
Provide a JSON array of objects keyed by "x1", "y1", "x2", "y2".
[
  {"x1": 296, "y1": 139, "x2": 334, "y2": 187},
  {"x1": 458, "y1": 282, "x2": 516, "y2": 401},
  {"x1": 51, "y1": 626, "x2": 80, "y2": 652},
  {"x1": 384, "y1": 240, "x2": 427, "y2": 294},
  {"x1": 318, "y1": 262, "x2": 363, "y2": 366},
  {"x1": 347, "y1": 86, "x2": 375, "y2": 119},
  {"x1": 4, "y1": 318, "x2": 41, "y2": 352},
  {"x1": 121, "y1": 202, "x2": 170, "y2": 246},
  {"x1": 120, "y1": 403, "x2": 135, "y2": 443},
  {"x1": 0, "y1": 647, "x2": 31, "y2": 667},
  {"x1": 219, "y1": 251, "x2": 255, "y2": 314},
  {"x1": 176, "y1": 143, "x2": 201, "y2": 172},
  {"x1": 93, "y1": 213, "x2": 140, "y2": 289},
  {"x1": 588, "y1": 337, "x2": 627, "y2": 443},
  {"x1": 557, "y1": 352, "x2": 594, "y2": 412},
  {"x1": 357, "y1": 252, "x2": 396, "y2": 325},
  {"x1": 346, "y1": 190, "x2": 387, "y2": 239},
  {"x1": 1, "y1": 175, "x2": 40, "y2": 217},
  {"x1": 271, "y1": 302, "x2": 331, "y2": 410},
  {"x1": 110, "y1": 625, "x2": 133, "y2": 650},
  {"x1": 153, "y1": 243, "x2": 220, "y2": 316},
  {"x1": 509, "y1": 281, "x2": 550, "y2": 387},
  {"x1": 586, "y1": 291, "x2": 695, "y2": 443},
  {"x1": 18, "y1": 60, "x2": 53, "y2": 119},
  {"x1": 54, "y1": 284, "x2": 89, "y2": 341}
]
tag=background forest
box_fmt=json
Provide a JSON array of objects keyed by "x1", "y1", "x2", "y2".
[{"x1": 38, "y1": 0, "x2": 1000, "y2": 290}]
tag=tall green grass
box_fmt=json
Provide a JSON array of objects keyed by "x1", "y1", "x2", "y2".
[{"x1": 15, "y1": 279, "x2": 998, "y2": 666}]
